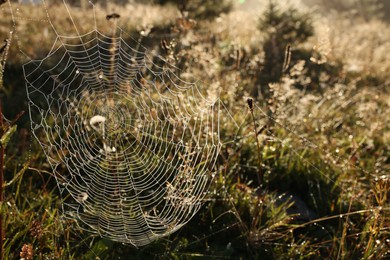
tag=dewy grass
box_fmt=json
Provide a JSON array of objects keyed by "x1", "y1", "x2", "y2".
[{"x1": 0, "y1": 0, "x2": 389, "y2": 258}]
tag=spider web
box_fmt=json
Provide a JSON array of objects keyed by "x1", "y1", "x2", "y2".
[{"x1": 22, "y1": 5, "x2": 221, "y2": 247}]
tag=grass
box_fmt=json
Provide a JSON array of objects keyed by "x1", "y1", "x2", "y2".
[{"x1": 0, "y1": 0, "x2": 389, "y2": 259}]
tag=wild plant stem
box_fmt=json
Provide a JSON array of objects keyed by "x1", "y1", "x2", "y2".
[
  {"x1": 246, "y1": 98, "x2": 266, "y2": 238},
  {"x1": 0, "y1": 144, "x2": 3, "y2": 260},
  {"x1": 247, "y1": 98, "x2": 263, "y2": 189},
  {"x1": 0, "y1": 100, "x2": 4, "y2": 260}
]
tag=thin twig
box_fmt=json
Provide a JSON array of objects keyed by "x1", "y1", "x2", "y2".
[
  {"x1": 3, "y1": 161, "x2": 29, "y2": 188},
  {"x1": 247, "y1": 98, "x2": 263, "y2": 188},
  {"x1": 282, "y1": 44, "x2": 291, "y2": 74},
  {"x1": 0, "y1": 99, "x2": 4, "y2": 260}
]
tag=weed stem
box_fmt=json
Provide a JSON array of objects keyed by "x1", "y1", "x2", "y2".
[
  {"x1": 247, "y1": 98, "x2": 263, "y2": 189},
  {"x1": 0, "y1": 100, "x2": 4, "y2": 260}
]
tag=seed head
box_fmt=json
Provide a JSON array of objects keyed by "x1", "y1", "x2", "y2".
[
  {"x1": 106, "y1": 13, "x2": 120, "y2": 21},
  {"x1": 20, "y1": 243, "x2": 34, "y2": 260},
  {"x1": 30, "y1": 220, "x2": 43, "y2": 239},
  {"x1": 247, "y1": 97, "x2": 253, "y2": 111}
]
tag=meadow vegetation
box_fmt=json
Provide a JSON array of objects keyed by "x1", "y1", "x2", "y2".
[{"x1": 0, "y1": 0, "x2": 389, "y2": 259}]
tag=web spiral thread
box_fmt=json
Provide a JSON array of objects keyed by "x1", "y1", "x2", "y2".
[{"x1": 24, "y1": 30, "x2": 221, "y2": 247}]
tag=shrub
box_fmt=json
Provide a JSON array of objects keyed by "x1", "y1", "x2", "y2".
[{"x1": 256, "y1": 1, "x2": 314, "y2": 97}]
